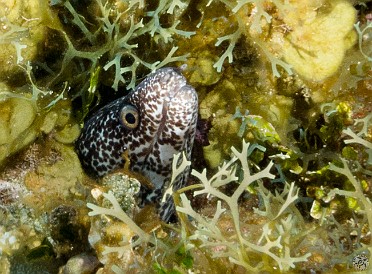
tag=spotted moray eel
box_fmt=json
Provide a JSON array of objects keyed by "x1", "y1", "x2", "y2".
[{"x1": 76, "y1": 67, "x2": 198, "y2": 222}]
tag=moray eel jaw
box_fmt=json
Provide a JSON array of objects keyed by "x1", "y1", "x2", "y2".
[{"x1": 76, "y1": 67, "x2": 198, "y2": 221}]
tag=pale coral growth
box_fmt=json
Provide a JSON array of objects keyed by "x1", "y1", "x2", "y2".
[
  {"x1": 254, "y1": 181, "x2": 301, "y2": 220},
  {"x1": 329, "y1": 19, "x2": 371, "y2": 92},
  {"x1": 207, "y1": 0, "x2": 293, "y2": 76},
  {"x1": 352, "y1": 112, "x2": 372, "y2": 138},
  {"x1": 233, "y1": 0, "x2": 290, "y2": 32},
  {"x1": 213, "y1": 29, "x2": 242, "y2": 72},
  {"x1": 161, "y1": 151, "x2": 191, "y2": 203},
  {"x1": 0, "y1": 17, "x2": 28, "y2": 65},
  {"x1": 327, "y1": 159, "x2": 372, "y2": 255},
  {"x1": 86, "y1": 140, "x2": 311, "y2": 271},
  {"x1": 233, "y1": 0, "x2": 273, "y2": 33},
  {"x1": 176, "y1": 140, "x2": 310, "y2": 271},
  {"x1": 23, "y1": 63, "x2": 66, "y2": 107},
  {"x1": 0, "y1": 0, "x2": 60, "y2": 87},
  {"x1": 87, "y1": 191, "x2": 167, "y2": 256},
  {"x1": 63, "y1": 1, "x2": 96, "y2": 44},
  {"x1": 329, "y1": 50, "x2": 368, "y2": 92},
  {"x1": 87, "y1": 189, "x2": 180, "y2": 272},
  {"x1": 0, "y1": 60, "x2": 66, "y2": 112},
  {"x1": 0, "y1": 17, "x2": 28, "y2": 44},
  {"x1": 343, "y1": 128, "x2": 372, "y2": 163},
  {"x1": 212, "y1": 0, "x2": 357, "y2": 81},
  {"x1": 354, "y1": 21, "x2": 372, "y2": 62},
  {"x1": 254, "y1": 38, "x2": 293, "y2": 77},
  {"x1": 343, "y1": 113, "x2": 372, "y2": 164},
  {"x1": 58, "y1": 0, "x2": 193, "y2": 91},
  {"x1": 84, "y1": 129, "x2": 371, "y2": 271},
  {"x1": 126, "y1": 0, "x2": 145, "y2": 9},
  {"x1": 167, "y1": 0, "x2": 188, "y2": 14},
  {"x1": 320, "y1": 119, "x2": 372, "y2": 266},
  {"x1": 142, "y1": 0, "x2": 194, "y2": 43}
]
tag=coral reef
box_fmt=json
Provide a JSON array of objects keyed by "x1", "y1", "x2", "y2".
[
  {"x1": 177, "y1": 141, "x2": 311, "y2": 271},
  {"x1": 0, "y1": 1, "x2": 55, "y2": 83},
  {"x1": 0, "y1": 97, "x2": 37, "y2": 165},
  {"x1": 0, "y1": 0, "x2": 371, "y2": 273},
  {"x1": 282, "y1": 0, "x2": 357, "y2": 81},
  {"x1": 86, "y1": 113, "x2": 372, "y2": 271},
  {"x1": 60, "y1": 253, "x2": 101, "y2": 274}
]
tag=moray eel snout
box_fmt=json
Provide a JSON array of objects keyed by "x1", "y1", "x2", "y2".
[{"x1": 76, "y1": 67, "x2": 198, "y2": 222}]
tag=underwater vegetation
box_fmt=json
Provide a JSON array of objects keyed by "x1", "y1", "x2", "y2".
[{"x1": 0, "y1": 0, "x2": 371, "y2": 273}]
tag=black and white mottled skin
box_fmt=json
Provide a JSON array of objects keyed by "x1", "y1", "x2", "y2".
[{"x1": 76, "y1": 67, "x2": 198, "y2": 222}]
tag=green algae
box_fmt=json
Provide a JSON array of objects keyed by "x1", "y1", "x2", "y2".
[
  {"x1": 282, "y1": 0, "x2": 357, "y2": 82},
  {"x1": 100, "y1": 172, "x2": 141, "y2": 213},
  {"x1": 0, "y1": 0, "x2": 371, "y2": 273},
  {"x1": 0, "y1": 98, "x2": 37, "y2": 165}
]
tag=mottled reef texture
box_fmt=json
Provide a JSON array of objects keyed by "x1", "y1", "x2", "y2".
[{"x1": 0, "y1": 0, "x2": 371, "y2": 273}]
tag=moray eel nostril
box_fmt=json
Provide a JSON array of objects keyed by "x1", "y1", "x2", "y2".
[{"x1": 76, "y1": 67, "x2": 198, "y2": 222}]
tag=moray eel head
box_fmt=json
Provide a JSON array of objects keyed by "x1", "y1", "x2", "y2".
[{"x1": 76, "y1": 67, "x2": 198, "y2": 221}]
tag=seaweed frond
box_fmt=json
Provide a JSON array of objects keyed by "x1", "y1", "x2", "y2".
[
  {"x1": 0, "y1": 16, "x2": 28, "y2": 64},
  {"x1": 206, "y1": 0, "x2": 293, "y2": 76},
  {"x1": 176, "y1": 140, "x2": 310, "y2": 271},
  {"x1": 87, "y1": 191, "x2": 165, "y2": 255}
]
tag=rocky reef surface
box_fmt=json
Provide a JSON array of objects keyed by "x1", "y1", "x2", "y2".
[{"x1": 0, "y1": 0, "x2": 371, "y2": 273}]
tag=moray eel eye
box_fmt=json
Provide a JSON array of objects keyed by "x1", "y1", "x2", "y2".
[{"x1": 120, "y1": 105, "x2": 139, "y2": 129}]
